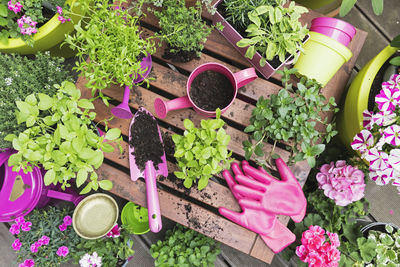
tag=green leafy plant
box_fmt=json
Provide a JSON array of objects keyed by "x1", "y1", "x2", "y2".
[
  {"x1": 150, "y1": 224, "x2": 221, "y2": 266},
  {"x1": 12, "y1": 206, "x2": 80, "y2": 266},
  {"x1": 340, "y1": 0, "x2": 384, "y2": 17},
  {"x1": 5, "y1": 81, "x2": 122, "y2": 194},
  {"x1": 389, "y1": 34, "x2": 400, "y2": 66},
  {"x1": 172, "y1": 109, "x2": 233, "y2": 190},
  {"x1": 152, "y1": 0, "x2": 222, "y2": 60},
  {"x1": 73, "y1": 225, "x2": 135, "y2": 266},
  {"x1": 64, "y1": 0, "x2": 157, "y2": 104},
  {"x1": 243, "y1": 68, "x2": 338, "y2": 168},
  {"x1": 0, "y1": 52, "x2": 72, "y2": 149},
  {"x1": 236, "y1": 1, "x2": 309, "y2": 65}
]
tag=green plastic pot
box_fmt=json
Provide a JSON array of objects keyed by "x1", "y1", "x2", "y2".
[
  {"x1": 0, "y1": 0, "x2": 81, "y2": 55},
  {"x1": 294, "y1": 0, "x2": 341, "y2": 16},
  {"x1": 294, "y1": 31, "x2": 353, "y2": 86},
  {"x1": 121, "y1": 202, "x2": 150, "y2": 235},
  {"x1": 337, "y1": 45, "x2": 398, "y2": 150}
]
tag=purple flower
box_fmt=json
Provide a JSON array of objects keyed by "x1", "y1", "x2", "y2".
[
  {"x1": 8, "y1": 0, "x2": 22, "y2": 13},
  {"x1": 351, "y1": 129, "x2": 374, "y2": 154},
  {"x1": 12, "y1": 239, "x2": 22, "y2": 251},
  {"x1": 59, "y1": 223, "x2": 67, "y2": 232},
  {"x1": 38, "y1": 235, "x2": 50, "y2": 246},
  {"x1": 23, "y1": 259, "x2": 34, "y2": 267},
  {"x1": 9, "y1": 223, "x2": 20, "y2": 235},
  {"x1": 30, "y1": 242, "x2": 39, "y2": 253},
  {"x1": 375, "y1": 87, "x2": 400, "y2": 112},
  {"x1": 63, "y1": 215, "x2": 72, "y2": 226},
  {"x1": 56, "y1": 246, "x2": 69, "y2": 257},
  {"x1": 56, "y1": 5, "x2": 63, "y2": 14},
  {"x1": 106, "y1": 224, "x2": 121, "y2": 238},
  {"x1": 21, "y1": 221, "x2": 32, "y2": 232},
  {"x1": 15, "y1": 216, "x2": 25, "y2": 226},
  {"x1": 362, "y1": 110, "x2": 374, "y2": 130}
]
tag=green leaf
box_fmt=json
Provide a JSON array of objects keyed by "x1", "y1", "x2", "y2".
[
  {"x1": 76, "y1": 169, "x2": 88, "y2": 187},
  {"x1": 339, "y1": 0, "x2": 357, "y2": 17},
  {"x1": 0, "y1": 4, "x2": 8, "y2": 17},
  {"x1": 389, "y1": 56, "x2": 400, "y2": 66},
  {"x1": 184, "y1": 178, "x2": 193, "y2": 188},
  {"x1": 184, "y1": 119, "x2": 194, "y2": 130},
  {"x1": 78, "y1": 99, "x2": 95, "y2": 109},
  {"x1": 16, "y1": 101, "x2": 31, "y2": 113},
  {"x1": 99, "y1": 180, "x2": 113, "y2": 190},
  {"x1": 174, "y1": 171, "x2": 185, "y2": 179},
  {"x1": 105, "y1": 128, "x2": 121, "y2": 140},
  {"x1": 236, "y1": 38, "x2": 254, "y2": 48},
  {"x1": 4, "y1": 134, "x2": 16, "y2": 142},
  {"x1": 245, "y1": 45, "x2": 256, "y2": 59},
  {"x1": 371, "y1": 0, "x2": 384, "y2": 15},
  {"x1": 44, "y1": 170, "x2": 56, "y2": 186},
  {"x1": 38, "y1": 93, "x2": 54, "y2": 110},
  {"x1": 358, "y1": 237, "x2": 377, "y2": 262},
  {"x1": 80, "y1": 183, "x2": 92, "y2": 194},
  {"x1": 198, "y1": 177, "x2": 208, "y2": 190}
]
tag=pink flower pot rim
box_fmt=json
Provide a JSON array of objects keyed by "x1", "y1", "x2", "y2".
[{"x1": 311, "y1": 17, "x2": 356, "y2": 38}]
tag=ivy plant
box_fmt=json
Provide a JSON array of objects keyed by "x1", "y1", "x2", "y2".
[
  {"x1": 243, "y1": 68, "x2": 338, "y2": 168},
  {"x1": 236, "y1": 1, "x2": 309, "y2": 65},
  {"x1": 5, "y1": 81, "x2": 122, "y2": 194},
  {"x1": 172, "y1": 109, "x2": 232, "y2": 190},
  {"x1": 150, "y1": 224, "x2": 221, "y2": 267}
]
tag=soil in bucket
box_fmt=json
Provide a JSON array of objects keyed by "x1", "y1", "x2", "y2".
[
  {"x1": 162, "y1": 46, "x2": 198, "y2": 63},
  {"x1": 189, "y1": 70, "x2": 234, "y2": 111},
  {"x1": 129, "y1": 110, "x2": 164, "y2": 171}
]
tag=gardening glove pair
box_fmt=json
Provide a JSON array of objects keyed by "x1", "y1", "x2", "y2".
[{"x1": 219, "y1": 158, "x2": 306, "y2": 253}]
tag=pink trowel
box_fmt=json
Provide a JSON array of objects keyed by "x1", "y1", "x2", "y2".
[{"x1": 128, "y1": 107, "x2": 168, "y2": 233}]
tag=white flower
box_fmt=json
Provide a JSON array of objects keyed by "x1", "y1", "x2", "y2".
[
  {"x1": 5, "y1": 77, "x2": 12, "y2": 86},
  {"x1": 79, "y1": 252, "x2": 102, "y2": 267},
  {"x1": 389, "y1": 149, "x2": 400, "y2": 172},
  {"x1": 56, "y1": 67, "x2": 61, "y2": 72}
]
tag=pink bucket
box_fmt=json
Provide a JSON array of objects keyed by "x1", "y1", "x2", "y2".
[{"x1": 310, "y1": 17, "x2": 356, "y2": 47}]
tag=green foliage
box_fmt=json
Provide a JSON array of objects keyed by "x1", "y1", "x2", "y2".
[
  {"x1": 150, "y1": 224, "x2": 220, "y2": 267},
  {"x1": 243, "y1": 68, "x2": 338, "y2": 168},
  {"x1": 65, "y1": 0, "x2": 157, "y2": 104},
  {"x1": 73, "y1": 226, "x2": 135, "y2": 266},
  {"x1": 152, "y1": 0, "x2": 222, "y2": 57},
  {"x1": 0, "y1": 52, "x2": 72, "y2": 149},
  {"x1": 172, "y1": 109, "x2": 233, "y2": 190},
  {"x1": 5, "y1": 81, "x2": 122, "y2": 194},
  {"x1": 236, "y1": 1, "x2": 309, "y2": 64},
  {"x1": 389, "y1": 34, "x2": 400, "y2": 66},
  {"x1": 15, "y1": 206, "x2": 80, "y2": 266},
  {"x1": 340, "y1": 0, "x2": 384, "y2": 17}
]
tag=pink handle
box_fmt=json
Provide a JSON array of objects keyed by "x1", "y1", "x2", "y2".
[
  {"x1": 45, "y1": 189, "x2": 84, "y2": 206},
  {"x1": 122, "y1": 85, "x2": 130, "y2": 103},
  {"x1": 145, "y1": 161, "x2": 162, "y2": 233},
  {"x1": 154, "y1": 96, "x2": 192, "y2": 119},
  {"x1": 233, "y1": 68, "x2": 257, "y2": 88}
]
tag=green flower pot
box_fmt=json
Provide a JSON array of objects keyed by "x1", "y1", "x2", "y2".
[
  {"x1": 337, "y1": 45, "x2": 398, "y2": 150},
  {"x1": 0, "y1": 0, "x2": 81, "y2": 55},
  {"x1": 294, "y1": 0, "x2": 341, "y2": 16},
  {"x1": 121, "y1": 202, "x2": 150, "y2": 235}
]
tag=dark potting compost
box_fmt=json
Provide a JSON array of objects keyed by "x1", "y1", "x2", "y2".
[
  {"x1": 162, "y1": 46, "x2": 198, "y2": 63},
  {"x1": 190, "y1": 70, "x2": 234, "y2": 111},
  {"x1": 129, "y1": 110, "x2": 164, "y2": 171}
]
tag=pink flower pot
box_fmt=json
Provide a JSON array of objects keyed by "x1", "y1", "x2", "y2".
[{"x1": 310, "y1": 17, "x2": 356, "y2": 47}]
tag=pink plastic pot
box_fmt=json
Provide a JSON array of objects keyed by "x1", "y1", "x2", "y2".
[
  {"x1": 0, "y1": 149, "x2": 84, "y2": 222},
  {"x1": 310, "y1": 17, "x2": 356, "y2": 47},
  {"x1": 154, "y1": 62, "x2": 257, "y2": 118}
]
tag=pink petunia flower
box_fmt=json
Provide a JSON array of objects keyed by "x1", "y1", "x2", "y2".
[
  {"x1": 375, "y1": 87, "x2": 400, "y2": 112},
  {"x1": 38, "y1": 235, "x2": 50, "y2": 246},
  {"x1": 59, "y1": 223, "x2": 67, "y2": 232},
  {"x1": 15, "y1": 216, "x2": 25, "y2": 226},
  {"x1": 365, "y1": 148, "x2": 389, "y2": 171},
  {"x1": 382, "y1": 74, "x2": 400, "y2": 91},
  {"x1": 21, "y1": 221, "x2": 32, "y2": 232},
  {"x1": 12, "y1": 239, "x2": 22, "y2": 251},
  {"x1": 63, "y1": 216, "x2": 72, "y2": 226},
  {"x1": 389, "y1": 149, "x2": 400, "y2": 172},
  {"x1": 30, "y1": 242, "x2": 39, "y2": 253},
  {"x1": 8, "y1": 0, "x2": 23, "y2": 13},
  {"x1": 373, "y1": 111, "x2": 396, "y2": 126},
  {"x1": 106, "y1": 224, "x2": 121, "y2": 238},
  {"x1": 362, "y1": 110, "x2": 374, "y2": 130},
  {"x1": 351, "y1": 130, "x2": 374, "y2": 155},
  {"x1": 56, "y1": 246, "x2": 69, "y2": 257},
  {"x1": 369, "y1": 170, "x2": 392, "y2": 185},
  {"x1": 384, "y1": 125, "x2": 400, "y2": 146},
  {"x1": 9, "y1": 223, "x2": 20, "y2": 235}
]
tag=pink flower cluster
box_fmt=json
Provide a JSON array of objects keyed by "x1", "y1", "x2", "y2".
[
  {"x1": 316, "y1": 160, "x2": 365, "y2": 206},
  {"x1": 30, "y1": 235, "x2": 50, "y2": 253},
  {"x1": 56, "y1": 6, "x2": 71, "y2": 24},
  {"x1": 59, "y1": 215, "x2": 72, "y2": 231},
  {"x1": 18, "y1": 259, "x2": 34, "y2": 267},
  {"x1": 106, "y1": 224, "x2": 121, "y2": 238},
  {"x1": 56, "y1": 246, "x2": 69, "y2": 257},
  {"x1": 296, "y1": 225, "x2": 340, "y2": 267},
  {"x1": 9, "y1": 216, "x2": 31, "y2": 235},
  {"x1": 8, "y1": 0, "x2": 23, "y2": 13},
  {"x1": 351, "y1": 74, "x2": 400, "y2": 192},
  {"x1": 17, "y1": 15, "x2": 38, "y2": 35}
]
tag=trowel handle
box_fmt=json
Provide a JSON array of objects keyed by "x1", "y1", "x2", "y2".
[{"x1": 144, "y1": 161, "x2": 162, "y2": 233}]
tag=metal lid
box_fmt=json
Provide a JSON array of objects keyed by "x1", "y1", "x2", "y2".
[{"x1": 73, "y1": 193, "x2": 119, "y2": 239}]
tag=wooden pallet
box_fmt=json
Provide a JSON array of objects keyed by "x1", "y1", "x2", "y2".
[{"x1": 75, "y1": 3, "x2": 367, "y2": 263}]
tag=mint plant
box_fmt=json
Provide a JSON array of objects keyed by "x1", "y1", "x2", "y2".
[
  {"x1": 64, "y1": 0, "x2": 157, "y2": 104},
  {"x1": 0, "y1": 52, "x2": 72, "y2": 149},
  {"x1": 236, "y1": 1, "x2": 309, "y2": 65},
  {"x1": 172, "y1": 109, "x2": 232, "y2": 190},
  {"x1": 150, "y1": 224, "x2": 221, "y2": 266},
  {"x1": 243, "y1": 68, "x2": 338, "y2": 168},
  {"x1": 5, "y1": 81, "x2": 122, "y2": 194}
]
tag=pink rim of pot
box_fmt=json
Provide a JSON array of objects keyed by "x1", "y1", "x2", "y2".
[
  {"x1": 154, "y1": 62, "x2": 257, "y2": 118},
  {"x1": 310, "y1": 17, "x2": 356, "y2": 47}
]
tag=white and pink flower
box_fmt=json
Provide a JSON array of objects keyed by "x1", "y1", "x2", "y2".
[
  {"x1": 375, "y1": 87, "x2": 400, "y2": 112},
  {"x1": 351, "y1": 130, "x2": 374, "y2": 155}
]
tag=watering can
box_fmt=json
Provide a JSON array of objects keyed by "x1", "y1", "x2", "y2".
[{"x1": 0, "y1": 149, "x2": 84, "y2": 222}]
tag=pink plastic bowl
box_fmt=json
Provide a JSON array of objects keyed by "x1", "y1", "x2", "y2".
[{"x1": 310, "y1": 17, "x2": 356, "y2": 47}]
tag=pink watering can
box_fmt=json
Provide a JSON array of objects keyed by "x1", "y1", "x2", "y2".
[
  {"x1": 154, "y1": 62, "x2": 257, "y2": 118},
  {"x1": 0, "y1": 149, "x2": 84, "y2": 222}
]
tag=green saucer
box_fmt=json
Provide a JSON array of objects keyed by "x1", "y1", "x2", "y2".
[{"x1": 121, "y1": 202, "x2": 150, "y2": 235}]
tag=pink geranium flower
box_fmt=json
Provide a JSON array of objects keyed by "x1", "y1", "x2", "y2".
[
  {"x1": 17, "y1": 15, "x2": 38, "y2": 36},
  {"x1": 8, "y1": 0, "x2": 22, "y2": 13},
  {"x1": 327, "y1": 232, "x2": 340, "y2": 247},
  {"x1": 12, "y1": 239, "x2": 22, "y2": 251},
  {"x1": 56, "y1": 246, "x2": 69, "y2": 257},
  {"x1": 106, "y1": 224, "x2": 121, "y2": 238},
  {"x1": 375, "y1": 87, "x2": 400, "y2": 112}
]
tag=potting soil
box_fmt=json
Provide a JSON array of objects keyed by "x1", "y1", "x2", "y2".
[
  {"x1": 162, "y1": 46, "x2": 198, "y2": 63},
  {"x1": 190, "y1": 70, "x2": 234, "y2": 111},
  {"x1": 129, "y1": 109, "x2": 164, "y2": 171}
]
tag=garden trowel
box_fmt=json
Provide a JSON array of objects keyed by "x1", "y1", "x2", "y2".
[{"x1": 128, "y1": 107, "x2": 168, "y2": 233}]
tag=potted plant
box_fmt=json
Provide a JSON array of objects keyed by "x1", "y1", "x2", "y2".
[
  {"x1": 294, "y1": 0, "x2": 342, "y2": 17},
  {"x1": 64, "y1": 0, "x2": 157, "y2": 103},
  {"x1": 212, "y1": 0, "x2": 309, "y2": 79},
  {"x1": 5, "y1": 81, "x2": 122, "y2": 194},
  {"x1": 9, "y1": 206, "x2": 80, "y2": 266},
  {"x1": 172, "y1": 109, "x2": 233, "y2": 190},
  {"x1": 0, "y1": 52, "x2": 72, "y2": 149},
  {"x1": 150, "y1": 0, "x2": 222, "y2": 62},
  {"x1": 73, "y1": 224, "x2": 135, "y2": 267},
  {"x1": 150, "y1": 224, "x2": 221, "y2": 266},
  {"x1": 0, "y1": 0, "x2": 82, "y2": 54},
  {"x1": 243, "y1": 68, "x2": 338, "y2": 168}
]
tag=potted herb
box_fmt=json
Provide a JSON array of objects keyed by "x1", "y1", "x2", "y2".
[
  {"x1": 73, "y1": 224, "x2": 135, "y2": 267},
  {"x1": 212, "y1": 0, "x2": 309, "y2": 79},
  {"x1": 172, "y1": 109, "x2": 233, "y2": 190},
  {"x1": 150, "y1": 224, "x2": 221, "y2": 266},
  {"x1": 0, "y1": 0, "x2": 82, "y2": 54},
  {"x1": 0, "y1": 52, "x2": 72, "y2": 149},
  {"x1": 65, "y1": 0, "x2": 157, "y2": 103},
  {"x1": 243, "y1": 68, "x2": 338, "y2": 168},
  {"x1": 5, "y1": 81, "x2": 122, "y2": 194},
  {"x1": 9, "y1": 206, "x2": 80, "y2": 266},
  {"x1": 151, "y1": 0, "x2": 221, "y2": 62}
]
